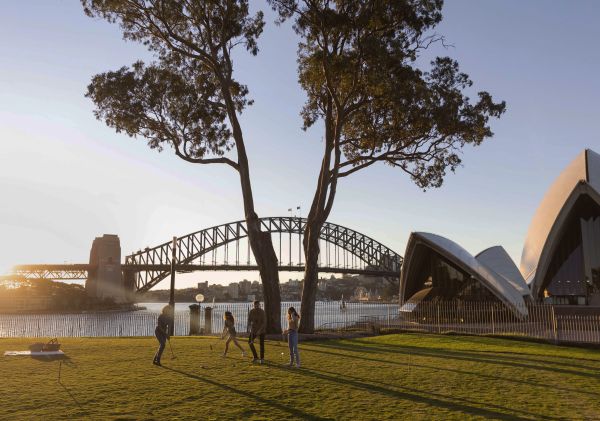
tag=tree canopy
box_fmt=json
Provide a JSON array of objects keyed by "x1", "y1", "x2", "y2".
[
  {"x1": 83, "y1": 0, "x2": 284, "y2": 332},
  {"x1": 269, "y1": 0, "x2": 506, "y2": 190},
  {"x1": 268, "y1": 0, "x2": 506, "y2": 333},
  {"x1": 83, "y1": 0, "x2": 265, "y2": 170}
]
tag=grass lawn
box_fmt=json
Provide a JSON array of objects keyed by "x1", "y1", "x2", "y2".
[{"x1": 1, "y1": 333, "x2": 599, "y2": 420}]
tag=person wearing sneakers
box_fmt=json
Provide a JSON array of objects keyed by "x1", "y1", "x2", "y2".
[
  {"x1": 153, "y1": 305, "x2": 172, "y2": 366},
  {"x1": 248, "y1": 300, "x2": 266, "y2": 363},
  {"x1": 221, "y1": 311, "x2": 246, "y2": 358},
  {"x1": 285, "y1": 306, "x2": 301, "y2": 368}
]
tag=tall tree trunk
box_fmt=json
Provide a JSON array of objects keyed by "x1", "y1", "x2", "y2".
[
  {"x1": 299, "y1": 99, "x2": 341, "y2": 333},
  {"x1": 299, "y1": 219, "x2": 321, "y2": 333},
  {"x1": 221, "y1": 76, "x2": 282, "y2": 333},
  {"x1": 247, "y1": 217, "x2": 282, "y2": 333},
  {"x1": 299, "y1": 102, "x2": 337, "y2": 333}
]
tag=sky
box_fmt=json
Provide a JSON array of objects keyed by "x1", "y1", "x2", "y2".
[{"x1": 1, "y1": 1, "x2": 599, "y2": 289}]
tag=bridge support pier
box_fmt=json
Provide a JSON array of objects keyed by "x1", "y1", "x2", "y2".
[{"x1": 86, "y1": 234, "x2": 132, "y2": 304}]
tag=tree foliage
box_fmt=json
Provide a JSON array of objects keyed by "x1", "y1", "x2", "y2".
[
  {"x1": 82, "y1": 0, "x2": 284, "y2": 332},
  {"x1": 83, "y1": 0, "x2": 265, "y2": 169},
  {"x1": 270, "y1": 0, "x2": 506, "y2": 190},
  {"x1": 268, "y1": 0, "x2": 506, "y2": 333}
]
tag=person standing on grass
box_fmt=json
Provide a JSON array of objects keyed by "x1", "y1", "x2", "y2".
[
  {"x1": 153, "y1": 305, "x2": 172, "y2": 366},
  {"x1": 285, "y1": 306, "x2": 301, "y2": 368},
  {"x1": 248, "y1": 300, "x2": 266, "y2": 363},
  {"x1": 221, "y1": 311, "x2": 246, "y2": 358}
]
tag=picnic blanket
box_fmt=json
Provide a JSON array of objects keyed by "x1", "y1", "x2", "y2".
[{"x1": 4, "y1": 350, "x2": 65, "y2": 356}]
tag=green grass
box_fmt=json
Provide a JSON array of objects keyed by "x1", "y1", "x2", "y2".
[{"x1": 1, "y1": 333, "x2": 599, "y2": 420}]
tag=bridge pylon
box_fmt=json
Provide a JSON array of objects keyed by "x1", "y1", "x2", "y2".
[{"x1": 86, "y1": 234, "x2": 133, "y2": 303}]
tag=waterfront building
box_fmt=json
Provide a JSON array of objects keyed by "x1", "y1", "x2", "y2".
[
  {"x1": 227, "y1": 283, "x2": 240, "y2": 300},
  {"x1": 239, "y1": 279, "x2": 252, "y2": 295},
  {"x1": 520, "y1": 149, "x2": 600, "y2": 305},
  {"x1": 399, "y1": 149, "x2": 600, "y2": 315}
]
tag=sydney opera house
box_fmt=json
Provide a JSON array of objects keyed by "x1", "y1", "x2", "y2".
[{"x1": 399, "y1": 149, "x2": 600, "y2": 317}]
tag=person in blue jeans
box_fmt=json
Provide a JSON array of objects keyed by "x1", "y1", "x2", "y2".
[
  {"x1": 153, "y1": 305, "x2": 172, "y2": 366},
  {"x1": 285, "y1": 306, "x2": 301, "y2": 368}
]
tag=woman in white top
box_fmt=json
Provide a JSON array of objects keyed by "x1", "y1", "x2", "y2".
[{"x1": 285, "y1": 306, "x2": 301, "y2": 367}]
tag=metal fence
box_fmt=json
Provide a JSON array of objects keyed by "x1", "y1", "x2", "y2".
[
  {"x1": 2, "y1": 302, "x2": 599, "y2": 346},
  {"x1": 0, "y1": 302, "x2": 397, "y2": 338},
  {"x1": 385, "y1": 302, "x2": 600, "y2": 345},
  {"x1": 199, "y1": 301, "x2": 398, "y2": 335},
  {"x1": 0, "y1": 312, "x2": 192, "y2": 337}
]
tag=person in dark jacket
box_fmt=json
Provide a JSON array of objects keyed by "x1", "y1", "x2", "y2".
[
  {"x1": 248, "y1": 301, "x2": 266, "y2": 363},
  {"x1": 153, "y1": 305, "x2": 172, "y2": 366}
]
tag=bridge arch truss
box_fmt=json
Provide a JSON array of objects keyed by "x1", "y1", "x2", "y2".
[{"x1": 125, "y1": 217, "x2": 402, "y2": 292}]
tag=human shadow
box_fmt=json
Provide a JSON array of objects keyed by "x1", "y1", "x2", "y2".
[
  {"x1": 348, "y1": 336, "x2": 600, "y2": 369},
  {"x1": 269, "y1": 363, "x2": 559, "y2": 421},
  {"x1": 311, "y1": 340, "x2": 600, "y2": 379},
  {"x1": 162, "y1": 366, "x2": 331, "y2": 420},
  {"x1": 304, "y1": 344, "x2": 599, "y2": 398},
  {"x1": 58, "y1": 380, "x2": 88, "y2": 416}
]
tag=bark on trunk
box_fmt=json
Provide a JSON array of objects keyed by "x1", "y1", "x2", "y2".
[
  {"x1": 298, "y1": 99, "x2": 337, "y2": 334},
  {"x1": 219, "y1": 72, "x2": 282, "y2": 334},
  {"x1": 247, "y1": 217, "x2": 282, "y2": 333},
  {"x1": 299, "y1": 221, "x2": 321, "y2": 333}
]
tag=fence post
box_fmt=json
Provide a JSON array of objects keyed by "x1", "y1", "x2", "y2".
[
  {"x1": 204, "y1": 306, "x2": 213, "y2": 335},
  {"x1": 551, "y1": 306, "x2": 558, "y2": 344},
  {"x1": 189, "y1": 304, "x2": 200, "y2": 335},
  {"x1": 387, "y1": 305, "x2": 390, "y2": 328},
  {"x1": 491, "y1": 305, "x2": 495, "y2": 335}
]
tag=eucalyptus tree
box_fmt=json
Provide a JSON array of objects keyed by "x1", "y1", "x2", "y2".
[
  {"x1": 269, "y1": 0, "x2": 506, "y2": 332},
  {"x1": 82, "y1": 0, "x2": 283, "y2": 332}
]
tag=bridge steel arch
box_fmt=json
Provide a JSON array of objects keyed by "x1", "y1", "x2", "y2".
[{"x1": 125, "y1": 217, "x2": 402, "y2": 293}]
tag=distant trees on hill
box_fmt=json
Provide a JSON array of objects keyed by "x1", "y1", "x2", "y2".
[{"x1": 0, "y1": 279, "x2": 125, "y2": 313}]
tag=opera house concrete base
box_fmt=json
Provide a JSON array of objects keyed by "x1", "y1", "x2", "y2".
[{"x1": 399, "y1": 149, "x2": 600, "y2": 316}]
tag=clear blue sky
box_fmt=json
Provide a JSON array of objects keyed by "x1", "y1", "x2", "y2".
[{"x1": 1, "y1": 1, "x2": 599, "y2": 289}]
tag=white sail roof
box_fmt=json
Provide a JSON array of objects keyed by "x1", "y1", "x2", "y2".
[
  {"x1": 520, "y1": 149, "x2": 600, "y2": 284},
  {"x1": 401, "y1": 232, "x2": 528, "y2": 317},
  {"x1": 476, "y1": 246, "x2": 529, "y2": 296}
]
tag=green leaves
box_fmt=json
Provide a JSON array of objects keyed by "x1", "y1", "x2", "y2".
[
  {"x1": 86, "y1": 61, "x2": 232, "y2": 160},
  {"x1": 270, "y1": 0, "x2": 506, "y2": 190},
  {"x1": 82, "y1": 1, "x2": 265, "y2": 168}
]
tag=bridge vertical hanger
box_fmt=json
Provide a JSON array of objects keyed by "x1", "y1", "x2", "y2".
[{"x1": 169, "y1": 236, "x2": 177, "y2": 336}]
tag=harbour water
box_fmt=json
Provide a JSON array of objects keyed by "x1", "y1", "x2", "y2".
[{"x1": 0, "y1": 301, "x2": 399, "y2": 337}]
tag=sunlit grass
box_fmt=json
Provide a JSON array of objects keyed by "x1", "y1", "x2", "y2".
[{"x1": 1, "y1": 333, "x2": 599, "y2": 420}]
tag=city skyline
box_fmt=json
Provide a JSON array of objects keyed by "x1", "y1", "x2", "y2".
[{"x1": 1, "y1": 1, "x2": 599, "y2": 289}]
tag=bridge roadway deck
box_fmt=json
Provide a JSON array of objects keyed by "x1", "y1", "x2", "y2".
[{"x1": 11, "y1": 264, "x2": 399, "y2": 279}]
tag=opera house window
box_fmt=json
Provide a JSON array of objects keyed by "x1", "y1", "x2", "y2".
[
  {"x1": 404, "y1": 249, "x2": 498, "y2": 304},
  {"x1": 542, "y1": 195, "x2": 600, "y2": 305}
]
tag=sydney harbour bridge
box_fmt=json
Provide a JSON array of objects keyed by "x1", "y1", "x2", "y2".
[{"x1": 6, "y1": 217, "x2": 402, "y2": 297}]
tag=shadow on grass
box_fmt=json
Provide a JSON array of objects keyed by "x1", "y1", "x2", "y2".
[
  {"x1": 382, "y1": 335, "x2": 600, "y2": 366},
  {"x1": 308, "y1": 343, "x2": 600, "y2": 398},
  {"x1": 311, "y1": 340, "x2": 600, "y2": 379},
  {"x1": 162, "y1": 366, "x2": 331, "y2": 421},
  {"x1": 269, "y1": 364, "x2": 558, "y2": 421},
  {"x1": 31, "y1": 354, "x2": 71, "y2": 362},
  {"x1": 58, "y1": 380, "x2": 87, "y2": 416}
]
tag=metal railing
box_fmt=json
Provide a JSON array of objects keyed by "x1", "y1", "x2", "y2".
[
  {"x1": 0, "y1": 302, "x2": 397, "y2": 338},
  {"x1": 390, "y1": 301, "x2": 600, "y2": 345},
  {"x1": 2, "y1": 301, "x2": 599, "y2": 346}
]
